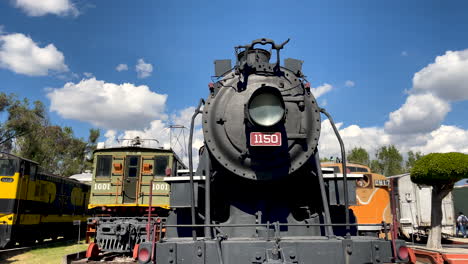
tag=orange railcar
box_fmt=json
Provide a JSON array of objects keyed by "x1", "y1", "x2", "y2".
[{"x1": 321, "y1": 162, "x2": 392, "y2": 237}]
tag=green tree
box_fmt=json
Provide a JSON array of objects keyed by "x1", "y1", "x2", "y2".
[
  {"x1": 370, "y1": 159, "x2": 382, "y2": 174},
  {"x1": 0, "y1": 92, "x2": 97, "y2": 176},
  {"x1": 347, "y1": 147, "x2": 369, "y2": 166},
  {"x1": 371, "y1": 145, "x2": 403, "y2": 176},
  {"x1": 411, "y1": 152, "x2": 468, "y2": 249},
  {"x1": 0, "y1": 93, "x2": 47, "y2": 152},
  {"x1": 16, "y1": 125, "x2": 88, "y2": 176},
  {"x1": 84, "y1": 128, "x2": 100, "y2": 171},
  {"x1": 406, "y1": 150, "x2": 423, "y2": 171}
]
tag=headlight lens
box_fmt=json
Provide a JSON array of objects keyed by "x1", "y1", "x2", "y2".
[{"x1": 248, "y1": 90, "x2": 285, "y2": 126}]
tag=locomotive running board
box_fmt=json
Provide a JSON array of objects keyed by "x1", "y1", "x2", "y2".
[{"x1": 164, "y1": 176, "x2": 206, "y2": 181}]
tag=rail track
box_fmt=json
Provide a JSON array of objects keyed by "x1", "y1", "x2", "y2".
[
  {"x1": 70, "y1": 252, "x2": 137, "y2": 264},
  {"x1": 0, "y1": 239, "x2": 78, "y2": 261}
]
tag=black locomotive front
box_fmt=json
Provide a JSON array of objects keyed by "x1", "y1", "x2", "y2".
[{"x1": 138, "y1": 39, "x2": 410, "y2": 264}]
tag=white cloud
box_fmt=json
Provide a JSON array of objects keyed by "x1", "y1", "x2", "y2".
[
  {"x1": 104, "y1": 130, "x2": 117, "y2": 147},
  {"x1": 384, "y1": 93, "x2": 450, "y2": 134},
  {"x1": 319, "y1": 120, "x2": 468, "y2": 161},
  {"x1": 169, "y1": 106, "x2": 203, "y2": 128},
  {"x1": 0, "y1": 33, "x2": 68, "y2": 76},
  {"x1": 0, "y1": 25, "x2": 5, "y2": 34},
  {"x1": 385, "y1": 49, "x2": 468, "y2": 135},
  {"x1": 83, "y1": 72, "x2": 93, "y2": 78},
  {"x1": 311, "y1": 83, "x2": 333, "y2": 98},
  {"x1": 320, "y1": 48, "x2": 468, "y2": 158},
  {"x1": 15, "y1": 0, "x2": 78, "y2": 17},
  {"x1": 136, "y1": 59, "x2": 153, "y2": 78},
  {"x1": 319, "y1": 120, "x2": 390, "y2": 159},
  {"x1": 345, "y1": 80, "x2": 355, "y2": 87},
  {"x1": 116, "y1": 63, "x2": 128, "y2": 72},
  {"x1": 102, "y1": 107, "x2": 204, "y2": 166},
  {"x1": 414, "y1": 125, "x2": 468, "y2": 154},
  {"x1": 47, "y1": 78, "x2": 167, "y2": 130},
  {"x1": 401, "y1": 51, "x2": 408, "y2": 56},
  {"x1": 413, "y1": 49, "x2": 468, "y2": 101}
]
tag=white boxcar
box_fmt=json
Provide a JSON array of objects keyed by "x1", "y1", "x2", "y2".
[{"x1": 390, "y1": 173, "x2": 455, "y2": 239}]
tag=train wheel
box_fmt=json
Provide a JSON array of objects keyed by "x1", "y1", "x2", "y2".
[{"x1": 86, "y1": 242, "x2": 100, "y2": 259}]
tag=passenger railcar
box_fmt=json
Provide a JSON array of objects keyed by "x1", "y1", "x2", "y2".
[
  {"x1": 86, "y1": 140, "x2": 186, "y2": 256},
  {"x1": 321, "y1": 162, "x2": 392, "y2": 237},
  {"x1": 0, "y1": 152, "x2": 90, "y2": 248},
  {"x1": 135, "y1": 39, "x2": 409, "y2": 264}
]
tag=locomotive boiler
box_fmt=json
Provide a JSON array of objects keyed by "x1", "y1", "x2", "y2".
[{"x1": 137, "y1": 39, "x2": 409, "y2": 264}]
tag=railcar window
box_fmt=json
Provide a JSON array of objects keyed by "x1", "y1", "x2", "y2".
[
  {"x1": 0, "y1": 158, "x2": 18, "y2": 176},
  {"x1": 96, "y1": 155, "x2": 112, "y2": 177},
  {"x1": 331, "y1": 166, "x2": 340, "y2": 173},
  {"x1": 23, "y1": 163, "x2": 34, "y2": 180},
  {"x1": 155, "y1": 156, "x2": 169, "y2": 176},
  {"x1": 129, "y1": 156, "x2": 138, "y2": 167},
  {"x1": 30, "y1": 164, "x2": 37, "y2": 180},
  {"x1": 128, "y1": 156, "x2": 139, "y2": 177},
  {"x1": 356, "y1": 167, "x2": 369, "y2": 173}
]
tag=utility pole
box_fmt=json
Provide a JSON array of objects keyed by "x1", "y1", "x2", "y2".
[{"x1": 168, "y1": 125, "x2": 188, "y2": 161}]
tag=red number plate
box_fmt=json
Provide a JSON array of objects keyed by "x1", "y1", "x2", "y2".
[{"x1": 250, "y1": 132, "x2": 282, "y2": 146}]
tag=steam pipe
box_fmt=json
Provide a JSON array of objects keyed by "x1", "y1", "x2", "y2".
[
  {"x1": 204, "y1": 150, "x2": 212, "y2": 238},
  {"x1": 314, "y1": 152, "x2": 334, "y2": 237},
  {"x1": 320, "y1": 108, "x2": 350, "y2": 238},
  {"x1": 189, "y1": 99, "x2": 205, "y2": 241}
]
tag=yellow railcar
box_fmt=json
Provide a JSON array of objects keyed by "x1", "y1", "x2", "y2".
[
  {"x1": 0, "y1": 152, "x2": 90, "y2": 248},
  {"x1": 321, "y1": 162, "x2": 392, "y2": 237}
]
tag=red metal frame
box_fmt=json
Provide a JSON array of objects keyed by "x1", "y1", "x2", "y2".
[
  {"x1": 390, "y1": 178, "x2": 398, "y2": 260},
  {"x1": 410, "y1": 247, "x2": 468, "y2": 264},
  {"x1": 147, "y1": 179, "x2": 154, "y2": 241}
]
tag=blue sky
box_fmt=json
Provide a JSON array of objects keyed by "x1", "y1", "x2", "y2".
[{"x1": 2, "y1": 0, "x2": 468, "y2": 160}]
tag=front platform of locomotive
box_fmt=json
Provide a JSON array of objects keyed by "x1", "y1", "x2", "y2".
[{"x1": 141, "y1": 39, "x2": 410, "y2": 264}]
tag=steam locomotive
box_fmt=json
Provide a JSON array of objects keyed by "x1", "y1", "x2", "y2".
[{"x1": 136, "y1": 39, "x2": 409, "y2": 264}]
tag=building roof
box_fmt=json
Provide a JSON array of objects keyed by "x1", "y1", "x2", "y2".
[{"x1": 69, "y1": 171, "x2": 92, "y2": 182}]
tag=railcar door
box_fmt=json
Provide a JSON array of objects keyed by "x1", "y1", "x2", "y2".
[{"x1": 123, "y1": 155, "x2": 140, "y2": 203}]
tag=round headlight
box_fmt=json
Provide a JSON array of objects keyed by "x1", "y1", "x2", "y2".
[{"x1": 248, "y1": 89, "x2": 285, "y2": 127}]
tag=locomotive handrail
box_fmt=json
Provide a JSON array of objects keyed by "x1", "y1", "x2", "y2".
[
  {"x1": 161, "y1": 222, "x2": 392, "y2": 240},
  {"x1": 319, "y1": 108, "x2": 351, "y2": 238},
  {"x1": 315, "y1": 152, "x2": 335, "y2": 237},
  {"x1": 163, "y1": 223, "x2": 390, "y2": 227},
  {"x1": 147, "y1": 179, "x2": 154, "y2": 241},
  {"x1": 188, "y1": 98, "x2": 205, "y2": 241}
]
